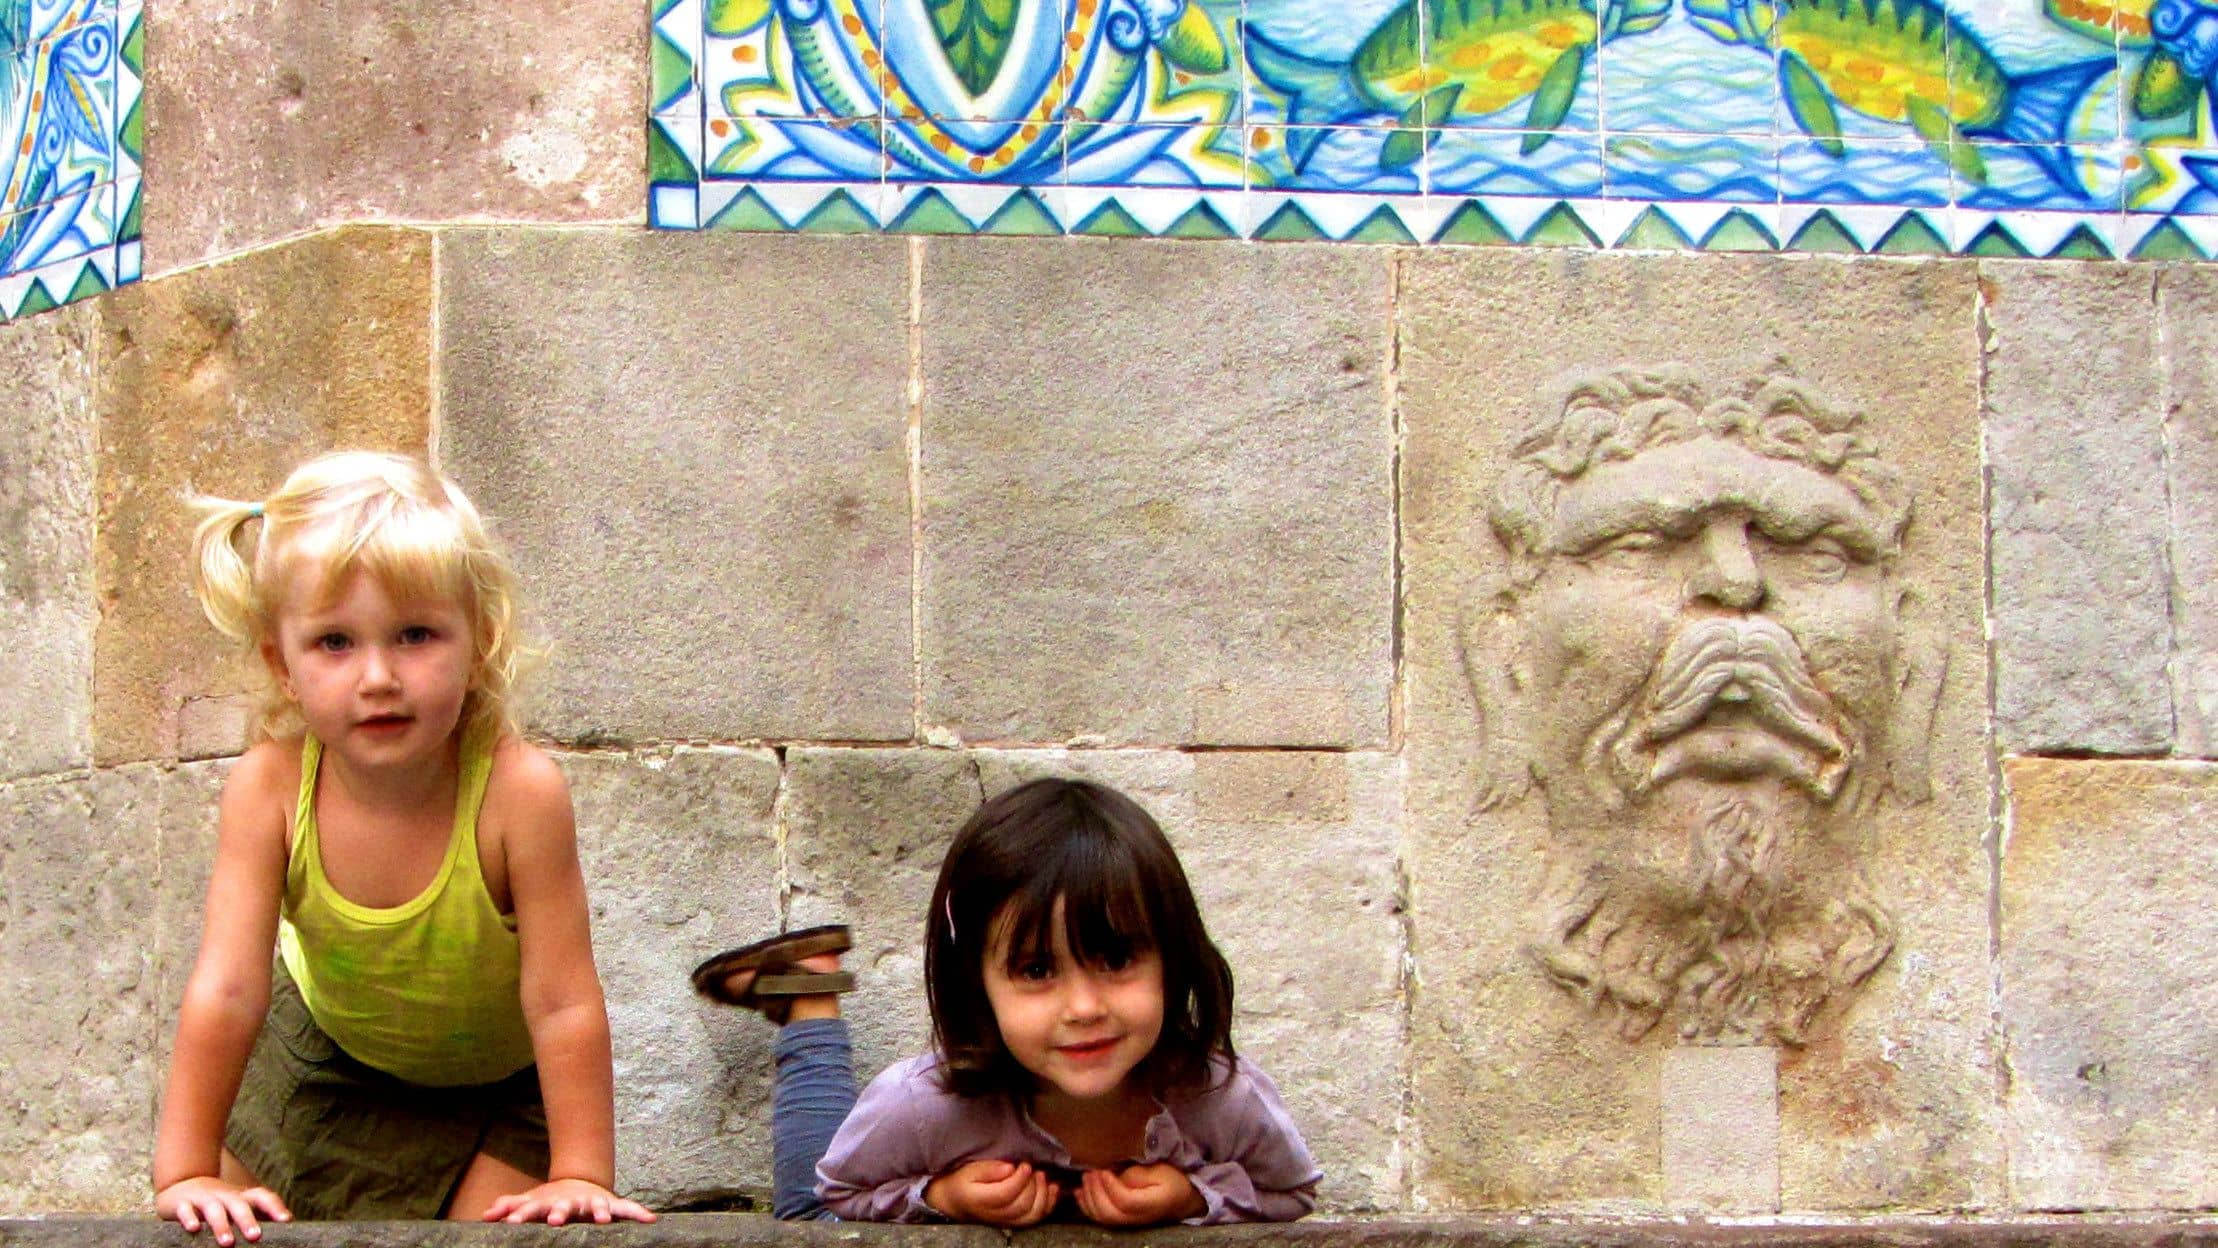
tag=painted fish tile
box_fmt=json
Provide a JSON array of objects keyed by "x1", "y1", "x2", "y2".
[
  {"x1": 658, "y1": 0, "x2": 2218, "y2": 255},
  {"x1": 1778, "y1": 133, "x2": 1954, "y2": 201},
  {"x1": 1953, "y1": 135, "x2": 2125, "y2": 209},
  {"x1": 1246, "y1": 124, "x2": 1424, "y2": 192},
  {"x1": 113, "y1": 0, "x2": 136, "y2": 182},
  {"x1": 1605, "y1": 129, "x2": 1779, "y2": 201},
  {"x1": 1606, "y1": 2, "x2": 1777, "y2": 136},
  {"x1": 1428, "y1": 125, "x2": 1605, "y2": 196}
]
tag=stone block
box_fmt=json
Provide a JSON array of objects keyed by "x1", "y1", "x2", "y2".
[
  {"x1": 1984, "y1": 263, "x2": 2170, "y2": 755},
  {"x1": 143, "y1": 2, "x2": 643, "y2": 273},
  {"x1": 559, "y1": 747, "x2": 783, "y2": 1208},
  {"x1": 93, "y1": 228, "x2": 433, "y2": 766},
  {"x1": 918, "y1": 238, "x2": 1393, "y2": 748},
  {"x1": 2160, "y1": 268, "x2": 2218, "y2": 757},
  {"x1": 0, "y1": 301, "x2": 97, "y2": 781},
  {"x1": 439, "y1": 231, "x2": 913, "y2": 746},
  {"x1": 783, "y1": 747, "x2": 1404, "y2": 1210},
  {"x1": 1398, "y1": 252, "x2": 1996, "y2": 1210},
  {"x1": 1661, "y1": 1047, "x2": 1778, "y2": 1212},
  {"x1": 0, "y1": 769, "x2": 162, "y2": 1213},
  {"x1": 152, "y1": 761, "x2": 230, "y2": 1065},
  {"x1": 2001, "y1": 759, "x2": 2218, "y2": 1209}
]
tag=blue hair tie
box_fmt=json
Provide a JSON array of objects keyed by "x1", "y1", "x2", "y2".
[{"x1": 247, "y1": 502, "x2": 264, "y2": 519}]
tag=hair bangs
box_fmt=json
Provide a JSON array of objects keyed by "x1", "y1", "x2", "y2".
[
  {"x1": 991, "y1": 828, "x2": 1156, "y2": 973},
  {"x1": 279, "y1": 494, "x2": 471, "y2": 614}
]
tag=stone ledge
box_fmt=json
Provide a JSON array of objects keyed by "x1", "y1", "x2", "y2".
[{"x1": 4, "y1": 1217, "x2": 2216, "y2": 1248}]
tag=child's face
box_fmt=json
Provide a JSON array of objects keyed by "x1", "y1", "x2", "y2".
[
  {"x1": 981, "y1": 897, "x2": 1165, "y2": 1106},
  {"x1": 265, "y1": 569, "x2": 475, "y2": 773}
]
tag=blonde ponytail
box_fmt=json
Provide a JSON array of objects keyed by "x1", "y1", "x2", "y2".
[{"x1": 188, "y1": 496, "x2": 268, "y2": 645}]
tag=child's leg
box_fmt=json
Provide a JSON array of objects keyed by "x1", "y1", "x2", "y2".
[{"x1": 771, "y1": 1015, "x2": 857, "y2": 1220}]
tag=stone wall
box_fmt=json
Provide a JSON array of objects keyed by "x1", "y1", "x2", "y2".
[{"x1": 4, "y1": 229, "x2": 2216, "y2": 1219}]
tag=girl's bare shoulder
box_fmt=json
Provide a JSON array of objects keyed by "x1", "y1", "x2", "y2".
[
  {"x1": 224, "y1": 737, "x2": 304, "y2": 804},
  {"x1": 481, "y1": 733, "x2": 575, "y2": 841}
]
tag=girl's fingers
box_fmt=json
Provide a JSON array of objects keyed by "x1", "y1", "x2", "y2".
[{"x1": 244, "y1": 1188, "x2": 291, "y2": 1221}]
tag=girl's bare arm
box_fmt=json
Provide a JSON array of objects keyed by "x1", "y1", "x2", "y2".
[{"x1": 153, "y1": 743, "x2": 295, "y2": 1235}]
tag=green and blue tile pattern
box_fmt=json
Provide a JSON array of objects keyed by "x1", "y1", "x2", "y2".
[
  {"x1": 650, "y1": 0, "x2": 2218, "y2": 255},
  {"x1": 2, "y1": 0, "x2": 139, "y2": 320}
]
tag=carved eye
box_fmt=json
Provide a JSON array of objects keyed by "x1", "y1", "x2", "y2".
[
  {"x1": 1782, "y1": 538, "x2": 1849, "y2": 582},
  {"x1": 1584, "y1": 531, "x2": 1667, "y2": 566}
]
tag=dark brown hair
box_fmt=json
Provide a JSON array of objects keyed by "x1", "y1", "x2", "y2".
[{"x1": 925, "y1": 778, "x2": 1235, "y2": 1100}]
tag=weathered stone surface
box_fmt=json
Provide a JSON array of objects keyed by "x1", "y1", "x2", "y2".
[
  {"x1": 1399, "y1": 252, "x2": 1995, "y2": 1211},
  {"x1": 919, "y1": 238, "x2": 1393, "y2": 747},
  {"x1": 782, "y1": 747, "x2": 1403, "y2": 1210},
  {"x1": 0, "y1": 769, "x2": 162, "y2": 1213},
  {"x1": 1984, "y1": 263, "x2": 2170, "y2": 755},
  {"x1": 152, "y1": 761, "x2": 230, "y2": 1071},
  {"x1": 5, "y1": 1216, "x2": 2218, "y2": 1248},
  {"x1": 2161, "y1": 269, "x2": 2218, "y2": 757},
  {"x1": 2001, "y1": 759, "x2": 2218, "y2": 1210},
  {"x1": 93, "y1": 228, "x2": 433, "y2": 766},
  {"x1": 1661, "y1": 1047, "x2": 1777, "y2": 1212},
  {"x1": 439, "y1": 231, "x2": 913, "y2": 746},
  {"x1": 0, "y1": 301, "x2": 96, "y2": 780},
  {"x1": 559, "y1": 747, "x2": 783, "y2": 1208},
  {"x1": 143, "y1": 2, "x2": 643, "y2": 274}
]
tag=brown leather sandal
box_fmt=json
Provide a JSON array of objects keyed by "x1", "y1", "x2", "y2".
[{"x1": 690, "y1": 924, "x2": 855, "y2": 1020}]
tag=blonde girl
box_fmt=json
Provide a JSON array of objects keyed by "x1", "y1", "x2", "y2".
[{"x1": 153, "y1": 451, "x2": 654, "y2": 1240}]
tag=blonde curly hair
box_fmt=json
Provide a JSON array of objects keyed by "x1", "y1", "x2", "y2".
[{"x1": 188, "y1": 451, "x2": 537, "y2": 745}]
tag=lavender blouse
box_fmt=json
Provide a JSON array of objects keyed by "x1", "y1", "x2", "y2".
[{"x1": 815, "y1": 1052, "x2": 1321, "y2": 1224}]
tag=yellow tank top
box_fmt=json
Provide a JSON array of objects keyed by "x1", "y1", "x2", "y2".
[{"x1": 278, "y1": 721, "x2": 537, "y2": 1087}]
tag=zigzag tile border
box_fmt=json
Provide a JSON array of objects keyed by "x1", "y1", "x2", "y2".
[{"x1": 664, "y1": 178, "x2": 2218, "y2": 259}]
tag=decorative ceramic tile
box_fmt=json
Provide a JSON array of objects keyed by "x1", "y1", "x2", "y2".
[
  {"x1": 654, "y1": 0, "x2": 2218, "y2": 255},
  {"x1": 1606, "y1": 130, "x2": 1777, "y2": 201},
  {"x1": 649, "y1": 113, "x2": 704, "y2": 227},
  {"x1": 1955, "y1": 137, "x2": 2126, "y2": 211},
  {"x1": 1604, "y1": 5, "x2": 1775, "y2": 137},
  {"x1": 1246, "y1": 124, "x2": 1421, "y2": 193},
  {"x1": 3, "y1": 0, "x2": 132, "y2": 320},
  {"x1": 654, "y1": 0, "x2": 706, "y2": 116},
  {"x1": 1430, "y1": 126, "x2": 1604, "y2": 196}
]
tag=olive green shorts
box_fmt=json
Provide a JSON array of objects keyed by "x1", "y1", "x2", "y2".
[{"x1": 224, "y1": 964, "x2": 549, "y2": 1220}]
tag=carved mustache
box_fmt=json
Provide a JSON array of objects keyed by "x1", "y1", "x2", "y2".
[{"x1": 1611, "y1": 616, "x2": 1853, "y2": 797}]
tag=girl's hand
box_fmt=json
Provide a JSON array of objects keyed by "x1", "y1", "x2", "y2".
[
  {"x1": 1075, "y1": 1163, "x2": 1207, "y2": 1227},
  {"x1": 481, "y1": 1178, "x2": 658, "y2": 1225},
  {"x1": 156, "y1": 1176, "x2": 291, "y2": 1245},
  {"x1": 924, "y1": 1159, "x2": 1061, "y2": 1226}
]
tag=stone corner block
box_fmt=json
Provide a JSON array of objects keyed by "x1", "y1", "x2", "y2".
[
  {"x1": 558, "y1": 745, "x2": 784, "y2": 1208},
  {"x1": 144, "y1": 6, "x2": 644, "y2": 272},
  {"x1": 1982, "y1": 263, "x2": 2170, "y2": 756},
  {"x1": 439, "y1": 231, "x2": 914, "y2": 745},
  {"x1": 920, "y1": 238, "x2": 1393, "y2": 748},
  {"x1": 2001, "y1": 757, "x2": 2218, "y2": 1210},
  {"x1": 0, "y1": 299, "x2": 99, "y2": 781},
  {"x1": 94, "y1": 227, "x2": 433, "y2": 766}
]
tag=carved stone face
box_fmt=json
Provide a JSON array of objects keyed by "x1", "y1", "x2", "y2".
[
  {"x1": 1478, "y1": 376, "x2": 1926, "y2": 1045},
  {"x1": 1516, "y1": 437, "x2": 1902, "y2": 821}
]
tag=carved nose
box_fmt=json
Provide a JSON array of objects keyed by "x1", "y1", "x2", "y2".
[{"x1": 1688, "y1": 518, "x2": 1765, "y2": 611}]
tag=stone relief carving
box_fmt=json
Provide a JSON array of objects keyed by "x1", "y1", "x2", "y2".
[{"x1": 1465, "y1": 366, "x2": 1946, "y2": 1046}]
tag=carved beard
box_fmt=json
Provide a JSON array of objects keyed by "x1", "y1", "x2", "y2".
[{"x1": 1529, "y1": 616, "x2": 1895, "y2": 1044}]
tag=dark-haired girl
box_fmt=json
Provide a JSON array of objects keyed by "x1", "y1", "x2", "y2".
[{"x1": 694, "y1": 777, "x2": 1319, "y2": 1226}]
